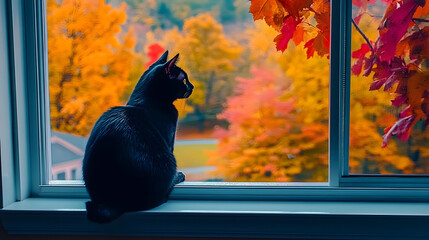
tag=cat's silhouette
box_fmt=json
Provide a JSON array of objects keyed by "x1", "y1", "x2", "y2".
[{"x1": 83, "y1": 51, "x2": 193, "y2": 223}]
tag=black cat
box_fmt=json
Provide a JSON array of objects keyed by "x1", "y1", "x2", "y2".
[{"x1": 82, "y1": 51, "x2": 193, "y2": 223}]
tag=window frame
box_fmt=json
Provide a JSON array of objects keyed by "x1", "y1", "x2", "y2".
[
  {"x1": 2, "y1": 0, "x2": 429, "y2": 207},
  {"x1": 1, "y1": 0, "x2": 429, "y2": 238}
]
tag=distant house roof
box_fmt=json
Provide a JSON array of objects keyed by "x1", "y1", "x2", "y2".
[{"x1": 51, "y1": 131, "x2": 88, "y2": 166}]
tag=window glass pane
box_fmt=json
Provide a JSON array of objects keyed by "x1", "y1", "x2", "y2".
[
  {"x1": 47, "y1": 0, "x2": 330, "y2": 182},
  {"x1": 350, "y1": 0, "x2": 429, "y2": 174}
]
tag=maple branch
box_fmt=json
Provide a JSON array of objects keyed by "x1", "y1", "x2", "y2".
[
  {"x1": 351, "y1": 18, "x2": 374, "y2": 54},
  {"x1": 412, "y1": 18, "x2": 429, "y2": 23}
]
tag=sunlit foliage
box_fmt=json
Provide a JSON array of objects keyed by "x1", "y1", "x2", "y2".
[{"x1": 48, "y1": 0, "x2": 135, "y2": 136}]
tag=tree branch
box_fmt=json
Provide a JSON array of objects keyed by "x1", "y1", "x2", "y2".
[
  {"x1": 412, "y1": 18, "x2": 429, "y2": 23},
  {"x1": 351, "y1": 18, "x2": 374, "y2": 54}
]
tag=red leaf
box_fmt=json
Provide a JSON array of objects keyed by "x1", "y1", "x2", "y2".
[
  {"x1": 351, "y1": 44, "x2": 372, "y2": 76},
  {"x1": 384, "y1": 72, "x2": 398, "y2": 91},
  {"x1": 292, "y1": 24, "x2": 305, "y2": 46},
  {"x1": 249, "y1": 0, "x2": 286, "y2": 30},
  {"x1": 391, "y1": 95, "x2": 408, "y2": 106},
  {"x1": 363, "y1": 56, "x2": 377, "y2": 77},
  {"x1": 382, "y1": 115, "x2": 416, "y2": 147},
  {"x1": 279, "y1": 0, "x2": 313, "y2": 19},
  {"x1": 314, "y1": 11, "x2": 330, "y2": 56},
  {"x1": 352, "y1": 43, "x2": 371, "y2": 59},
  {"x1": 351, "y1": 58, "x2": 364, "y2": 76},
  {"x1": 370, "y1": 79, "x2": 386, "y2": 90},
  {"x1": 304, "y1": 28, "x2": 329, "y2": 58},
  {"x1": 352, "y1": 0, "x2": 377, "y2": 8},
  {"x1": 369, "y1": 61, "x2": 391, "y2": 90},
  {"x1": 384, "y1": 58, "x2": 407, "y2": 91},
  {"x1": 354, "y1": 14, "x2": 363, "y2": 25},
  {"x1": 375, "y1": 0, "x2": 423, "y2": 62},
  {"x1": 400, "y1": 105, "x2": 411, "y2": 118},
  {"x1": 390, "y1": 57, "x2": 407, "y2": 72},
  {"x1": 274, "y1": 17, "x2": 301, "y2": 51},
  {"x1": 304, "y1": 38, "x2": 315, "y2": 58}
]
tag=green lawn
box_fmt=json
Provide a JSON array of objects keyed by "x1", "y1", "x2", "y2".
[{"x1": 174, "y1": 144, "x2": 218, "y2": 169}]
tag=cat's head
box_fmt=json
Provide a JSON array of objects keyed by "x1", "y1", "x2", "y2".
[{"x1": 127, "y1": 51, "x2": 194, "y2": 105}]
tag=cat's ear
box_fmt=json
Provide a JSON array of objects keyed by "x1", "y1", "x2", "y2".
[
  {"x1": 158, "y1": 50, "x2": 169, "y2": 63},
  {"x1": 148, "y1": 51, "x2": 169, "y2": 70},
  {"x1": 165, "y1": 53, "x2": 179, "y2": 74}
]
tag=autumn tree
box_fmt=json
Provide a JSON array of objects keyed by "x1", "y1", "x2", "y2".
[
  {"x1": 163, "y1": 13, "x2": 243, "y2": 130},
  {"x1": 47, "y1": 0, "x2": 135, "y2": 136},
  {"x1": 209, "y1": 22, "x2": 330, "y2": 181},
  {"x1": 208, "y1": 66, "x2": 304, "y2": 182}
]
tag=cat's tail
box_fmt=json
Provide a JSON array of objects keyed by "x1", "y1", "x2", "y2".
[{"x1": 86, "y1": 201, "x2": 124, "y2": 223}]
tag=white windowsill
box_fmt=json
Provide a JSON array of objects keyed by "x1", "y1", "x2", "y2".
[{"x1": 1, "y1": 198, "x2": 429, "y2": 239}]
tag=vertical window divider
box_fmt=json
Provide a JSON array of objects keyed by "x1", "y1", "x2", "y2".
[
  {"x1": 25, "y1": 0, "x2": 51, "y2": 196},
  {"x1": 7, "y1": 0, "x2": 33, "y2": 201},
  {"x1": 342, "y1": 0, "x2": 352, "y2": 178},
  {"x1": 329, "y1": 0, "x2": 351, "y2": 187},
  {"x1": 38, "y1": 0, "x2": 52, "y2": 187},
  {"x1": 0, "y1": 0, "x2": 17, "y2": 207}
]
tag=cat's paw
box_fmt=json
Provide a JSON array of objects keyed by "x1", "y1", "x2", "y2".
[{"x1": 175, "y1": 171, "x2": 185, "y2": 184}]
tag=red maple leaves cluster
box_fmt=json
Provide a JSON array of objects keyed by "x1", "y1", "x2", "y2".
[
  {"x1": 249, "y1": 0, "x2": 429, "y2": 147},
  {"x1": 249, "y1": 0, "x2": 330, "y2": 58},
  {"x1": 351, "y1": 0, "x2": 429, "y2": 147}
]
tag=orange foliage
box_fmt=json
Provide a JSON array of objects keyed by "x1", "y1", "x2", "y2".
[
  {"x1": 47, "y1": 0, "x2": 135, "y2": 136},
  {"x1": 208, "y1": 66, "x2": 300, "y2": 181},
  {"x1": 209, "y1": 65, "x2": 330, "y2": 182},
  {"x1": 162, "y1": 13, "x2": 242, "y2": 119}
]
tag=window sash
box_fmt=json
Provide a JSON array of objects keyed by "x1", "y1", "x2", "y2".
[
  {"x1": 15, "y1": 0, "x2": 429, "y2": 200},
  {"x1": 24, "y1": 0, "x2": 52, "y2": 196}
]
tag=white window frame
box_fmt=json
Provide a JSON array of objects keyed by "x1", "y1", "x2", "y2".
[
  {"x1": 5, "y1": 0, "x2": 429, "y2": 200},
  {"x1": 1, "y1": 0, "x2": 429, "y2": 238}
]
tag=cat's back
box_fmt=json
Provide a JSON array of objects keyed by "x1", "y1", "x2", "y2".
[
  {"x1": 84, "y1": 104, "x2": 173, "y2": 164},
  {"x1": 89, "y1": 105, "x2": 154, "y2": 134},
  {"x1": 83, "y1": 104, "x2": 174, "y2": 181}
]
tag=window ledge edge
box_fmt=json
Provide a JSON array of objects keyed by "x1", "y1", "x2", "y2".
[{"x1": 1, "y1": 198, "x2": 429, "y2": 239}]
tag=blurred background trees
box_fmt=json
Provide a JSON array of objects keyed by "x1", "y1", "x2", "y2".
[
  {"x1": 48, "y1": 0, "x2": 428, "y2": 181},
  {"x1": 47, "y1": 0, "x2": 135, "y2": 136}
]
